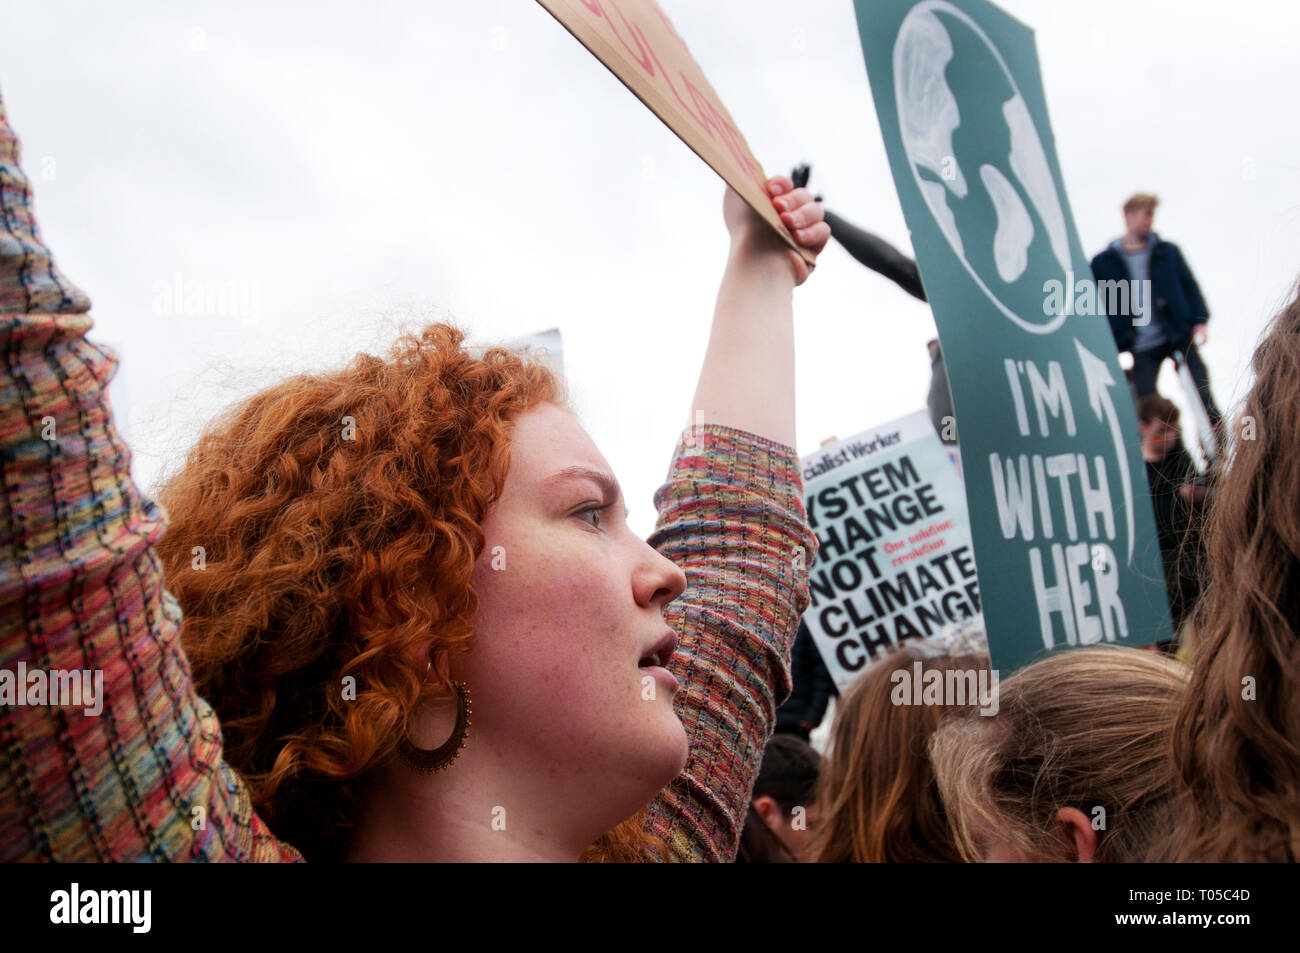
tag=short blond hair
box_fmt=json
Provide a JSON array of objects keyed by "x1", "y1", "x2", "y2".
[{"x1": 1123, "y1": 193, "x2": 1159, "y2": 214}]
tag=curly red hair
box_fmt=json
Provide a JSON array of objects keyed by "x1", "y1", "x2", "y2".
[{"x1": 157, "y1": 323, "x2": 659, "y2": 860}]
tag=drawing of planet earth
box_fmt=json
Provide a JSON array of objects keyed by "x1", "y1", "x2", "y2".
[{"x1": 893, "y1": 0, "x2": 1072, "y2": 333}]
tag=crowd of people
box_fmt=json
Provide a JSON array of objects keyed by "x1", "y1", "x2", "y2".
[
  {"x1": 2, "y1": 78, "x2": 1296, "y2": 865},
  {"x1": 747, "y1": 188, "x2": 1297, "y2": 863}
]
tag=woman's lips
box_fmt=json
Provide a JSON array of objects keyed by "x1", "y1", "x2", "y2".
[
  {"x1": 640, "y1": 664, "x2": 679, "y2": 695},
  {"x1": 638, "y1": 628, "x2": 679, "y2": 695}
]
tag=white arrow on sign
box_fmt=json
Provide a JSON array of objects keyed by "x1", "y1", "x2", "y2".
[{"x1": 1074, "y1": 338, "x2": 1135, "y2": 564}]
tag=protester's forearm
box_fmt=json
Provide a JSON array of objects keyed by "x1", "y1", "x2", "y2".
[
  {"x1": 823, "y1": 208, "x2": 927, "y2": 301},
  {"x1": 688, "y1": 238, "x2": 797, "y2": 448}
]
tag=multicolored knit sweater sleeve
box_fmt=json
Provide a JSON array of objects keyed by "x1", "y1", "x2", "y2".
[
  {"x1": 0, "y1": 94, "x2": 301, "y2": 862},
  {"x1": 643, "y1": 426, "x2": 816, "y2": 862}
]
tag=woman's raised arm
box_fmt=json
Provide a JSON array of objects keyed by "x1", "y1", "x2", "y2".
[
  {"x1": 641, "y1": 178, "x2": 827, "y2": 861},
  {"x1": 0, "y1": 93, "x2": 299, "y2": 862},
  {"x1": 685, "y1": 178, "x2": 828, "y2": 447}
]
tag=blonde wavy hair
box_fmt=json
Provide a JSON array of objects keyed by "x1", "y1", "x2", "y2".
[{"x1": 929, "y1": 646, "x2": 1188, "y2": 862}]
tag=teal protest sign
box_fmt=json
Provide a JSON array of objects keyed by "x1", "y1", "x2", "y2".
[{"x1": 852, "y1": 0, "x2": 1171, "y2": 671}]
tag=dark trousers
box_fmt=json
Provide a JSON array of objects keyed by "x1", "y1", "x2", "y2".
[{"x1": 1132, "y1": 340, "x2": 1223, "y2": 433}]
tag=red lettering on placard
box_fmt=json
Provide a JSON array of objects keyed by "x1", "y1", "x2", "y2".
[
  {"x1": 567, "y1": 0, "x2": 766, "y2": 193},
  {"x1": 639, "y1": 29, "x2": 702, "y2": 125},
  {"x1": 608, "y1": 1, "x2": 655, "y2": 74},
  {"x1": 582, "y1": 0, "x2": 656, "y2": 77},
  {"x1": 681, "y1": 75, "x2": 764, "y2": 188}
]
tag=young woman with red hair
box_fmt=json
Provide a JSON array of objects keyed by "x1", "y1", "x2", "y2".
[{"x1": 0, "y1": 89, "x2": 828, "y2": 862}]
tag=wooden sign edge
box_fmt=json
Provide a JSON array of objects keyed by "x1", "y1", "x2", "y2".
[{"x1": 535, "y1": 0, "x2": 816, "y2": 265}]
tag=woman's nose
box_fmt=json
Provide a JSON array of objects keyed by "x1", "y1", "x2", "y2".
[{"x1": 634, "y1": 541, "x2": 687, "y2": 609}]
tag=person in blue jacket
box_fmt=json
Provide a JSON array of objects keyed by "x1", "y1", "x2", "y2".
[{"x1": 1090, "y1": 193, "x2": 1222, "y2": 440}]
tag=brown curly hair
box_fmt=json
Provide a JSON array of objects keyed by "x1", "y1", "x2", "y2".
[{"x1": 156, "y1": 323, "x2": 657, "y2": 860}]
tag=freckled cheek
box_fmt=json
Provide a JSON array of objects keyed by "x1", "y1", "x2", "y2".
[{"x1": 469, "y1": 532, "x2": 633, "y2": 707}]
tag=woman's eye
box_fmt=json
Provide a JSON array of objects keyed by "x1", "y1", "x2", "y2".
[{"x1": 575, "y1": 505, "x2": 605, "y2": 530}]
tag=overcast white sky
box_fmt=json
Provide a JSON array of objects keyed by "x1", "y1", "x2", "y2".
[{"x1": 3, "y1": 1, "x2": 1298, "y2": 536}]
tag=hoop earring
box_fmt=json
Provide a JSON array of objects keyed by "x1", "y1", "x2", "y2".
[{"x1": 398, "y1": 680, "x2": 472, "y2": 774}]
